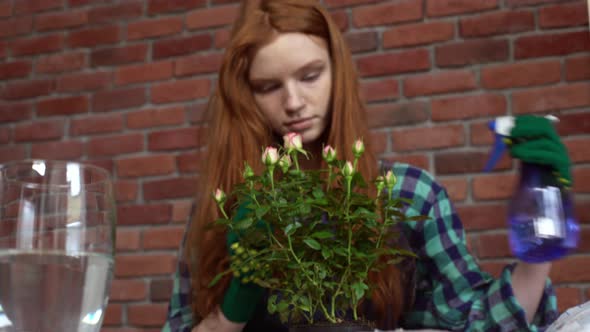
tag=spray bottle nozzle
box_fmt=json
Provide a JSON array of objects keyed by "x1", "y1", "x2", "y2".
[{"x1": 484, "y1": 115, "x2": 559, "y2": 172}]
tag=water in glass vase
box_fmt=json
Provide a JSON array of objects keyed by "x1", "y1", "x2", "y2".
[{"x1": 0, "y1": 250, "x2": 113, "y2": 332}]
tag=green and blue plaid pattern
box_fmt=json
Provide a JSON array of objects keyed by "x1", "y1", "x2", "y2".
[{"x1": 161, "y1": 163, "x2": 558, "y2": 332}]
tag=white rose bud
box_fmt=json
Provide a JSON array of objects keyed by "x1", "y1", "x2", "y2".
[
  {"x1": 283, "y1": 132, "x2": 303, "y2": 152},
  {"x1": 384, "y1": 170, "x2": 396, "y2": 190},
  {"x1": 213, "y1": 188, "x2": 226, "y2": 204},
  {"x1": 262, "y1": 147, "x2": 279, "y2": 166},
  {"x1": 322, "y1": 145, "x2": 337, "y2": 163},
  {"x1": 352, "y1": 138, "x2": 365, "y2": 158},
  {"x1": 278, "y1": 155, "x2": 292, "y2": 173},
  {"x1": 342, "y1": 161, "x2": 354, "y2": 178}
]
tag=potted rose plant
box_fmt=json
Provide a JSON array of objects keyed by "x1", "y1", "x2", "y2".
[{"x1": 210, "y1": 133, "x2": 422, "y2": 331}]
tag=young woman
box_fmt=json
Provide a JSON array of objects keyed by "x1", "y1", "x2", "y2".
[{"x1": 162, "y1": 1, "x2": 572, "y2": 331}]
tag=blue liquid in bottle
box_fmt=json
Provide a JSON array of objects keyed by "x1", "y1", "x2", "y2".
[{"x1": 508, "y1": 163, "x2": 579, "y2": 263}]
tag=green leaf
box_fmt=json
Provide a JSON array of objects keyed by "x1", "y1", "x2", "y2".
[
  {"x1": 284, "y1": 221, "x2": 302, "y2": 236},
  {"x1": 303, "y1": 238, "x2": 321, "y2": 250},
  {"x1": 321, "y1": 248, "x2": 332, "y2": 260},
  {"x1": 255, "y1": 206, "x2": 270, "y2": 219},
  {"x1": 351, "y1": 282, "x2": 369, "y2": 300},
  {"x1": 207, "y1": 273, "x2": 224, "y2": 287},
  {"x1": 312, "y1": 188, "x2": 325, "y2": 199},
  {"x1": 311, "y1": 231, "x2": 333, "y2": 239},
  {"x1": 234, "y1": 217, "x2": 254, "y2": 230}
]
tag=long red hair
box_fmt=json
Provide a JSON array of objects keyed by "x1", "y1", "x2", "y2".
[{"x1": 186, "y1": 0, "x2": 406, "y2": 328}]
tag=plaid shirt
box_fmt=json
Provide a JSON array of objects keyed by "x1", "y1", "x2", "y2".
[{"x1": 161, "y1": 163, "x2": 558, "y2": 332}]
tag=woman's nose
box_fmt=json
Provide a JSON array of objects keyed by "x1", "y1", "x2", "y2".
[{"x1": 283, "y1": 82, "x2": 305, "y2": 113}]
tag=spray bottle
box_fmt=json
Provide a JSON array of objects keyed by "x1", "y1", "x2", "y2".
[{"x1": 484, "y1": 115, "x2": 579, "y2": 263}]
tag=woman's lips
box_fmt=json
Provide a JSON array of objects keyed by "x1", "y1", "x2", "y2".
[{"x1": 286, "y1": 117, "x2": 314, "y2": 131}]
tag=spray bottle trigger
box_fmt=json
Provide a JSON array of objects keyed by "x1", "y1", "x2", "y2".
[{"x1": 484, "y1": 133, "x2": 507, "y2": 172}]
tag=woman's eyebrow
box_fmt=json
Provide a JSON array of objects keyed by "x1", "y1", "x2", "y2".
[{"x1": 250, "y1": 59, "x2": 325, "y2": 83}]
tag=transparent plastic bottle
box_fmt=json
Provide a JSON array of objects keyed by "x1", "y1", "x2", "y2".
[{"x1": 508, "y1": 163, "x2": 579, "y2": 263}]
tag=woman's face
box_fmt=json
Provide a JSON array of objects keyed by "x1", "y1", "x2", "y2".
[{"x1": 248, "y1": 32, "x2": 332, "y2": 147}]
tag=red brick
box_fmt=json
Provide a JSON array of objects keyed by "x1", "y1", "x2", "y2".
[
  {"x1": 150, "y1": 279, "x2": 174, "y2": 301},
  {"x1": 438, "y1": 178, "x2": 468, "y2": 202},
  {"x1": 324, "y1": 0, "x2": 380, "y2": 7},
  {"x1": 432, "y1": 94, "x2": 506, "y2": 121},
  {"x1": 109, "y1": 279, "x2": 147, "y2": 302},
  {"x1": 360, "y1": 79, "x2": 399, "y2": 102},
  {"x1": 148, "y1": 0, "x2": 205, "y2": 14},
  {"x1": 88, "y1": 1, "x2": 142, "y2": 24},
  {"x1": 70, "y1": 114, "x2": 124, "y2": 136},
  {"x1": 456, "y1": 203, "x2": 508, "y2": 231},
  {"x1": 392, "y1": 124, "x2": 464, "y2": 152},
  {"x1": 515, "y1": 31, "x2": 590, "y2": 59},
  {"x1": 426, "y1": 0, "x2": 498, "y2": 17},
  {"x1": 404, "y1": 70, "x2": 477, "y2": 97},
  {"x1": 356, "y1": 49, "x2": 430, "y2": 77},
  {"x1": 1, "y1": 80, "x2": 53, "y2": 100},
  {"x1": 550, "y1": 256, "x2": 590, "y2": 283},
  {"x1": 143, "y1": 177, "x2": 199, "y2": 200},
  {"x1": 188, "y1": 103, "x2": 208, "y2": 124},
  {"x1": 127, "y1": 304, "x2": 168, "y2": 327},
  {"x1": 87, "y1": 134, "x2": 144, "y2": 157},
  {"x1": 555, "y1": 287, "x2": 583, "y2": 313},
  {"x1": 352, "y1": 0, "x2": 423, "y2": 27},
  {"x1": 507, "y1": 0, "x2": 579, "y2": 7},
  {"x1": 172, "y1": 200, "x2": 194, "y2": 223},
  {"x1": 539, "y1": 2, "x2": 588, "y2": 28},
  {"x1": 114, "y1": 254, "x2": 176, "y2": 277},
  {"x1": 117, "y1": 155, "x2": 176, "y2": 178},
  {"x1": 477, "y1": 232, "x2": 511, "y2": 258},
  {"x1": 0, "y1": 61, "x2": 31, "y2": 80},
  {"x1": 0, "y1": 127, "x2": 10, "y2": 144},
  {"x1": 460, "y1": 11, "x2": 535, "y2": 37},
  {"x1": 436, "y1": 39, "x2": 509, "y2": 67},
  {"x1": 142, "y1": 226, "x2": 185, "y2": 250},
  {"x1": 103, "y1": 303, "x2": 122, "y2": 326},
  {"x1": 573, "y1": 168, "x2": 590, "y2": 193},
  {"x1": 85, "y1": 159, "x2": 114, "y2": 175},
  {"x1": 57, "y1": 71, "x2": 112, "y2": 92},
  {"x1": 482, "y1": 60, "x2": 561, "y2": 89},
  {"x1": 0, "y1": 16, "x2": 32, "y2": 38},
  {"x1": 114, "y1": 180, "x2": 138, "y2": 203},
  {"x1": 15, "y1": 120, "x2": 63, "y2": 142},
  {"x1": 35, "y1": 10, "x2": 87, "y2": 31},
  {"x1": 117, "y1": 204, "x2": 172, "y2": 226},
  {"x1": 383, "y1": 22, "x2": 454, "y2": 49},
  {"x1": 30, "y1": 141, "x2": 84, "y2": 160},
  {"x1": 92, "y1": 87, "x2": 145, "y2": 112},
  {"x1": 177, "y1": 152, "x2": 204, "y2": 173},
  {"x1": 0, "y1": 1, "x2": 12, "y2": 17},
  {"x1": 472, "y1": 173, "x2": 517, "y2": 200},
  {"x1": 366, "y1": 101, "x2": 429, "y2": 129},
  {"x1": 91, "y1": 44, "x2": 148, "y2": 67},
  {"x1": 151, "y1": 79, "x2": 210, "y2": 104},
  {"x1": 470, "y1": 121, "x2": 494, "y2": 146},
  {"x1": 115, "y1": 61, "x2": 173, "y2": 86},
  {"x1": 512, "y1": 83, "x2": 590, "y2": 114},
  {"x1": 214, "y1": 28, "x2": 231, "y2": 49},
  {"x1": 186, "y1": 5, "x2": 239, "y2": 30},
  {"x1": 148, "y1": 127, "x2": 204, "y2": 151},
  {"x1": 565, "y1": 137, "x2": 590, "y2": 163},
  {"x1": 37, "y1": 95, "x2": 88, "y2": 117},
  {"x1": 36, "y1": 52, "x2": 86, "y2": 74},
  {"x1": 566, "y1": 55, "x2": 590, "y2": 82},
  {"x1": 175, "y1": 53, "x2": 223, "y2": 77},
  {"x1": 345, "y1": 31, "x2": 378, "y2": 53},
  {"x1": 554, "y1": 109, "x2": 590, "y2": 134},
  {"x1": 126, "y1": 106, "x2": 185, "y2": 129},
  {"x1": 0, "y1": 146, "x2": 27, "y2": 163},
  {"x1": 153, "y1": 34, "x2": 213, "y2": 59},
  {"x1": 0, "y1": 103, "x2": 32, "y2": 123},
  {"x1": 369, "y1": 131, "x2": 388, "y2": 155},
  {"x1": 127, "y1": 17, "x2": 183, "y2": 40},
  {"x1": 435, "y1": 151, "x2": 511, "y2": 175},
  {"x1": 14, "y1": 0, "x2": 62, "y2": 14},
  {"x1": 68, "y1": 25, "x2": 120, "y2": 48},
  {"x1": 11, "y1": 34, "x2": 63, "y2": 56},
  {"x1": 330, "y1": 10, "x2": 348, "y2": 32},
  {"x1": 382, "y1": 154, "x2": 430, "y2": 171},
  {"x1": 0, "y1": 41, "x2": 5, "y2": 59},
  {"x1": 115, "y1": 229, "x2": 141, "y2": 251}
]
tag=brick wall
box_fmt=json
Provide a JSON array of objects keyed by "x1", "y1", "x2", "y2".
[{"x1": 0, "y1": 0, "x2": 589, "y2": 330}]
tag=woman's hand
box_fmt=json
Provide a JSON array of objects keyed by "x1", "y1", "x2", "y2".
[{"x1": 192, "y1": 308, "x2": 246, "y2": 332}]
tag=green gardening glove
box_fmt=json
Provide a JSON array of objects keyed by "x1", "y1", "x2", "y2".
[
  {"x1": 220, "y1": 204, "x2": 266, "y2": 323},
  {"x1": 508, "y1": 115, "x2": 573, "y2": 188}
]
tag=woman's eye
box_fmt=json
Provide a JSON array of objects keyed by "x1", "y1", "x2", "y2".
[
  {"x1": 255, "y1": 83, "x2": 280, "y2": 94},
  {"x1": 301, "y1": 72, "x2": 320, "y2": 82}
]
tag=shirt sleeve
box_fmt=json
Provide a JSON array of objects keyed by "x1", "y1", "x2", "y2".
[
  {"x1": 390, "y1": 163, "x2": 559, "y2": 332},
  {"x1": 161, "y1": 213, "x2": 196, "y2": 332}
]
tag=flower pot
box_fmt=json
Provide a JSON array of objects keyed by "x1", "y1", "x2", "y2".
[{"x1": 289, "y1": 322, "x2": 373, "y2": 332}]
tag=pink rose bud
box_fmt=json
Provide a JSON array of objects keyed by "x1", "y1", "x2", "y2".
[
  {"x1": 322, "y1": 145, "x2": 337, "y2": 163},
  {"x1": 213, "y1": 188, "x2": 226, "y2": 204},
  {"x1": 352, "y1": 139, "x2": 365, "y2": 157},
  {"x1": 342, "y1": 161, "x2": 354, "y2": 177},
  {"x1": 384, "y1": 170, "x2": 396, "y2": 189},
  {"x1": 283, "y1": 132, "x2": 303, "y2": 151},
  {"x1": 262, "y1": 147, "x2": 279, "y2": 166}
]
